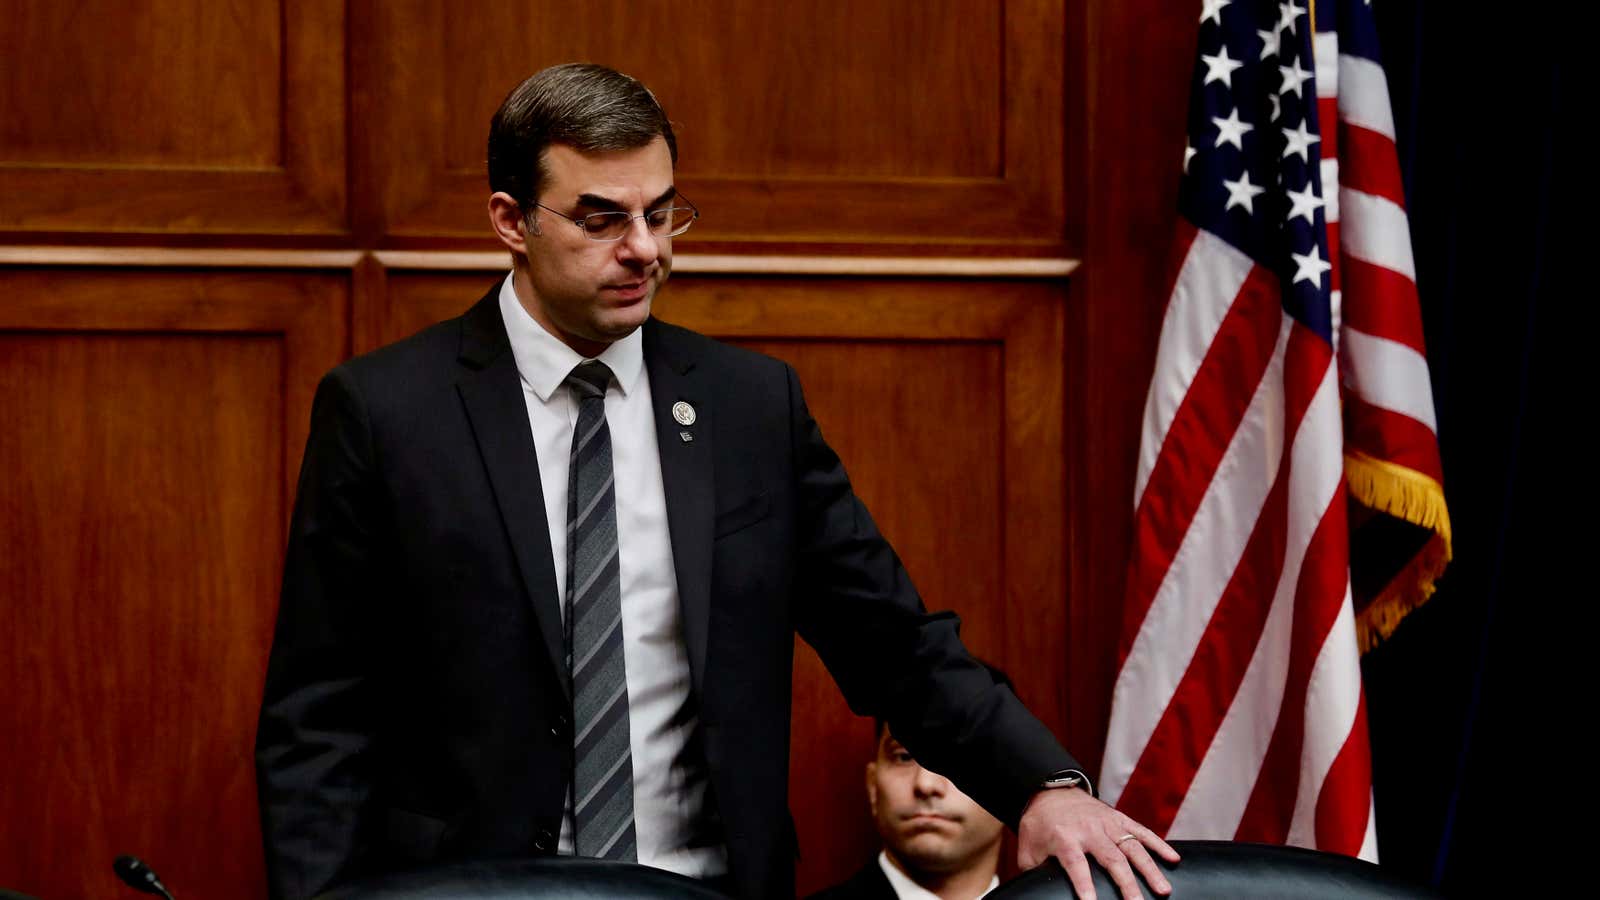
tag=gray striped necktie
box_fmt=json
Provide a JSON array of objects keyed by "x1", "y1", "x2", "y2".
[{"x1": 563, "y1": 360, "x2": 636, "y2": 861}]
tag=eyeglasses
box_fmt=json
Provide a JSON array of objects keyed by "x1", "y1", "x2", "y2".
[{"x1": 530, "y1": 196, "x2": 699, "y2": 242}]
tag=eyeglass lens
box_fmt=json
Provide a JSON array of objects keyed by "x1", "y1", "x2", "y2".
[{"x1": 579, "y1": 207, "x2": 696, "y2": 240}]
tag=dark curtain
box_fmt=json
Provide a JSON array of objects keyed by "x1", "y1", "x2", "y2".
[{"x1": 1363, "y1": 3, "x2": 1571, "y2": 893}]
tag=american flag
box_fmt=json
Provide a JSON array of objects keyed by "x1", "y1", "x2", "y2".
[{"x1": 1098, "y1": 0, "x2": 1451, "y2": 861}]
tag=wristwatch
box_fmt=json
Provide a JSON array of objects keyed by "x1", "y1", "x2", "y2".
[{"x1": 1039, "y1": 768, "x2": 1095, "y2": 796}]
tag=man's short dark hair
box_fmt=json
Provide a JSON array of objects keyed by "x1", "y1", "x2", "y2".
[
  {"x1": 487, "y1": 63, "x2": 678, "y2": 208},
  {"x1": 876, "y1": 660, "x2": 1016, "y2": 737}
]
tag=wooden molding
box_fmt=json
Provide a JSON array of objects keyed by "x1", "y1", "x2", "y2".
[
  {"x1": 1, "y1": 246, "x2": 1079, "y2": 278},
  {"x1": 0, "y1": 247, "x2": 363, "y2": 268},
  {"x1": 375, "y1": 250, "x2": 1080, "y2": 277}
]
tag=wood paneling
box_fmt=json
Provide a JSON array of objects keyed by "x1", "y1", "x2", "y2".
[
  {"x1": 381, "y1": 271, "x2": 1065, "y2": 893},
  {"x1": 457, "y1": 3, "x2": 1003, "y2": 180},
  {"x1": 755, "y1": 339, "x2": 1007, "y2": 892},
  {"x1": 0, "y1": 0, "x2": 346, "y2": 238},
  {"x1": 0, "y1": 269, "x2": 347, "y2": 899},
  {"x1": 3, "y1": 1, "x2": 279, "y2": 167},
  {"x1": 1060, "y1": 0, "x2": 1197, "y2": 771},
  {"x1": 352, "y1": 0, "x2": 1067, "y2": 254}
]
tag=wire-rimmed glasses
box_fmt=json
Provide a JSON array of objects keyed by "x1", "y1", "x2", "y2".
[{"x1": 531, "y1": 196, "x2": 698, "y2": 241}]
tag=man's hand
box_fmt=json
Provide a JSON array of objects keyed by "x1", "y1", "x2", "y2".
[{"x1": 1017, "y1": 787, "x2": 1179, "y2": 900}]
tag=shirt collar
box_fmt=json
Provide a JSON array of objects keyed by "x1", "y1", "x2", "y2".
[
  {"x1": 497, "y1": 271, "x2": 644, "y2": 402},
  {"x1": 877, "y1": 850, "x2": 999, "y2": 900}
]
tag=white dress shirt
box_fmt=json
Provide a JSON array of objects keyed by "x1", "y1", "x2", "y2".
[
  {"x1": 498, "y1": 274, "x2": 726, "y2": 878},
  {"x1": 878, "y1": 851, "x2": 999, "y2": 899}
]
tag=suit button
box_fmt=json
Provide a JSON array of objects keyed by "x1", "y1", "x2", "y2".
[{"x1": 534, "y1": 828, "x2": 556, "y2": 853}]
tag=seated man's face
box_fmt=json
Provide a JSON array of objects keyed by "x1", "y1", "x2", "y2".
[{"x1": 866, "y1": 727, "x2": 1004, "y2": 876}]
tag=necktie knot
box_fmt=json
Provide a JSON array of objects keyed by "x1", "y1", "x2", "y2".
[{"x1": 566, "y1": 360, "x2": 613, "y2": 402}]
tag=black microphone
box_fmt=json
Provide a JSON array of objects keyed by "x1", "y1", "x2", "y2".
[{"x1": 113, "y1": 855, "x2": 175, "y2": 900}]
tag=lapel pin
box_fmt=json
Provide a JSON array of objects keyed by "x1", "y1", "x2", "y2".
[
  {"x1": 672, "y1": 401, "x2": 696, "y2": 426},
  {"x1": 679, "y1": 430, "x2": 694, "y2": 443}
]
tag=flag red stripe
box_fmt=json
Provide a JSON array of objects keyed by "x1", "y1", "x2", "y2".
[
  {"x1": 1233, "y1": 483, "x2": 1350, "y2": 844},
  {"x1": 1119, "y1": 263, "x2": 1283, "y2": 664},
  {"x1": 1314, "y1": 690, "x2": 1372, "y2": 856},
  {"x1": 1343, "y1": 393, "x2": 1445, "y2": 483},
  {"x1": 1318, "y1": 97, "x2": 1340, "y2": 160},
  {"x1": 1339, "y1": 256, "x2": 1427, "y2": 354},
  {"x1": 1337, "y1": 123, "x2": 1407, "y2": 207}
]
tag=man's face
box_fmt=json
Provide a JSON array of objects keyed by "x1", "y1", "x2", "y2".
[
  {"x1": 517, "y1": 136, "x2": 676, "y2": 357},
  {"x1": 866, "y1": 727, "x2": 1004, "y2": 878}
]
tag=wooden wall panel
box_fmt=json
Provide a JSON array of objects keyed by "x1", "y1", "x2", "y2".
[
  {"x1": 751, "y1": 339, "x2": 1007, "y2": 893},
  {"x1": 382, "y1": 271, "x2": 1066, "y2": 893},
  {"x1": 1060, "y1": 0, "x2": 1196, "y2": 771},
  {"x1": 353, "y1": 0, "x2": 1067, "y2": 255},
  {"x1": 0, "y1": 269, "x2": 347, "y2": 899},
  {"x1": 0, "y1": 0, "x2": 346, "y2": 238},
  {"x1": 455, "y1": 3, "x2": 1003, "y2": 180}
]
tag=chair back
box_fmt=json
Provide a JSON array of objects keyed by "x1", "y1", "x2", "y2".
[
  {"x1": 988, "y1": 840, "x2": 1438, "y2": 899},
  {"x1": 316, "y1": 857, "x2": 730, "y2": 899}
]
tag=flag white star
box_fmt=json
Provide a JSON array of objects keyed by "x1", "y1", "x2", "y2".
[
  {"x1": 1278, "y1": 1, "x2": 1305, "y2": 33},
  {"x1": 1184, "y1": 142, "x2": 1197, "y2": 173},
  {"x1": 1292, "y1": 245, "x2": 1332, "y2": 285},
  {"x1": 1279, "y1": 57, "x2": 1312, "y2": 97},
  {"x1": 1201, "y1": 0, "x2": 1231, "y2": 25},
  {"x1": 1269, "y1": 93, "x2": 1282, "y2": 122},
  {"x1": 1281, "y1": 119, "x2": 1319, "y2": 160},
  {"x1": 1223, "y1": 172, "x2": 1266, "y2": 213},
  {"x1": 1257, "y1": 27, "x2": 1282, "y2": 60},
  {"x1": 1202, "y1": 46, "x2": 1245, "y2": 88},
  {"x1": 1212, "y1": 107, "x2": 1254, "y2": 149},
  {"x1": 1286, "y1": 182, "x2": 1325, "y2": 224}
]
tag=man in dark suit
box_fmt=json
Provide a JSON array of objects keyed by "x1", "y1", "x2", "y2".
[{"x1": 255, "y1": 63, "x2": 1177, "y2": 900}]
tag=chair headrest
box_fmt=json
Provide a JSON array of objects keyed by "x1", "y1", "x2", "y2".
[
  {"x1": 316, "y1": 857, "x2": 731, "y2": 899},
  {"x1": 987, "y1": 841, "x2": 1438, "y2": 899}
]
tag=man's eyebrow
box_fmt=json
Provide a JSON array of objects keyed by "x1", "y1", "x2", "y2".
[{"x1": 573, "y1": 187, "x2": 678, "y2": 212}]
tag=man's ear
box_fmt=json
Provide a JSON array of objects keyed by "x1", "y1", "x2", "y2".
[
  {"x1": 488, "y1": 191, "x2": 533, "y2": 254},
  {"x1": 865, "y1": 762, "x2": 879, "y2": 817}
]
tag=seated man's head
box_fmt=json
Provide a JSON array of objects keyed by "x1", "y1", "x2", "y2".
[{"x1": 867, "y1": 668, "x2": 1008, "y2": 887}]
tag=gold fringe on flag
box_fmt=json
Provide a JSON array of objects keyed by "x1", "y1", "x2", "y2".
[{"x1": 1344, "y1": 450, "x2": 1453, "y2": 652}]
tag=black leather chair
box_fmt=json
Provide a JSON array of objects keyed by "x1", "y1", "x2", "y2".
[
  {"x1": 315, "y1": 858, "x2": 731, "y2": 899},
  {"x1": 314, "y1": 842, "x2": 1437, "y2": 899},
  {"x1": 989, "y1": 840, "x2": 1438, "y2": 899}
]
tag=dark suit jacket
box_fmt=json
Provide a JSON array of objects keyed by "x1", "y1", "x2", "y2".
[
  {"x1": 805, "y1": 859, "x2": 897, "y2": 900},
  {"x1": 255, "y1": 286, "x2": 1077, "y2": 899}
]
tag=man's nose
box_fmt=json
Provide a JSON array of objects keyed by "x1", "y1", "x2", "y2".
[
  {"x1": 615, "y1": 215, "x2": 659, "y2": 265},
  {"x1": 911, "y1": 764, "x2": 948, "y2": 798}
]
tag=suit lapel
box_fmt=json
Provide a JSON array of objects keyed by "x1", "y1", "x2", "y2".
[
  {"x1": 454, "y1": 289, "x2": 570, "y2": 701},
  {"x1": 643, "y1": 318, "x2": 714, "y2": 696}
]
